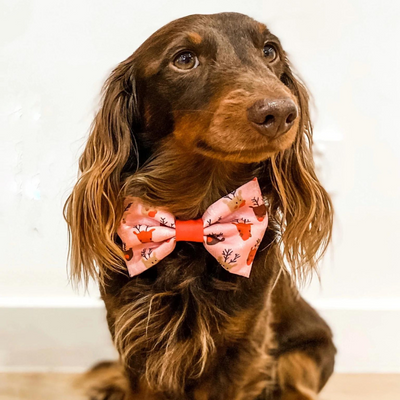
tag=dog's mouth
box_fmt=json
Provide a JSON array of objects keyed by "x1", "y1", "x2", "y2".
[
  {"x1": 194, "y1": 122, "x2": 298, "y2": 162},
  {"x1": 196, "y1": 139, "x2": 278, "y2": 158}
]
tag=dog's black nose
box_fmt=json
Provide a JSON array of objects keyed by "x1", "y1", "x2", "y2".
[{"x1": 247, "y1": 98, "x2": 298, "y2": 138}]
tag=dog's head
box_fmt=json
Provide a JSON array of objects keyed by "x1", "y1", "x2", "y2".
[
  {"x1": 65, "y1": 13, "x2": 332, "y2": 285},
  {"x1": 130, "y1": 13, "x2": 300, "y2": 163}
]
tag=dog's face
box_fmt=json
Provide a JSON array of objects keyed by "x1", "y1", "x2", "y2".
[{"x1": 133, "y1": 13, "x2": 300, "y2": 163}]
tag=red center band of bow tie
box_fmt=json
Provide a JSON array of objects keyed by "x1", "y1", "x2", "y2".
[{"x1": 175, "y1": 219, "x2": 204, "y2": 242}]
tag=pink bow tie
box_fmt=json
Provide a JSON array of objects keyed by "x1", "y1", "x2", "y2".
[{"x1": 117, "y1": 178, "x2": 268, "y2": 278}]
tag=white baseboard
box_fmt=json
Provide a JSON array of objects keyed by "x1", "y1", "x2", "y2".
[
  {"x1": 1, "y1": 297, "x2": 399, "y2": 373},
  {"x1": 0, "y1": 300, "x2": 117, "y2": 373}
]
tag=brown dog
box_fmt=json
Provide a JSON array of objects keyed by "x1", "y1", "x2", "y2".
[{"x1": 65, "y1": 12, "x2": 335, "y2": 400}]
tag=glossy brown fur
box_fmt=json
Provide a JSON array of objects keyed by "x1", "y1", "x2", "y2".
[{"x1": 65, "y1": 13, "x2": 335, "y2": 400}]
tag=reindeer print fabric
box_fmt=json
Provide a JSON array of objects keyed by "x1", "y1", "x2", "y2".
[{"x1": 117, "y1": 178, "x2": 268, "y2": 277}]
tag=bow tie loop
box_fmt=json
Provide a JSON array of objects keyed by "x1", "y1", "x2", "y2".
[{"x1": 117, "y1": 178, "x2": 268, "y2": 278}]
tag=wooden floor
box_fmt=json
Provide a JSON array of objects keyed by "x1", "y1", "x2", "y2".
[{"x1": 0, "y1": 373, "x2": 399, "y2": 400}]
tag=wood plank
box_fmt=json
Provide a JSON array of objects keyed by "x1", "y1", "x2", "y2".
[
  {"x1": 0, "y1": 373, "x2": 84, "y2": 400},
  {"x1": 321, "y1": 374, "x2": 400, "y2": 400},
  {"x1": 0, "y1": 373, "x2": 399, "y2": 399}
]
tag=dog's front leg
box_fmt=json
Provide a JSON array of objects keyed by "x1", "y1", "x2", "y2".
[
  {"x1": 268, "y1": 274, "x2": 336, "y2": 400},
  {"x1": 77, "y1": 271, "x2": 137, "y2": 400}
]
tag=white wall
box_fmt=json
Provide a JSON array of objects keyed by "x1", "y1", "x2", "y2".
[{"x1": 1, "y1": 0, "x2": 399, "y2": 372}]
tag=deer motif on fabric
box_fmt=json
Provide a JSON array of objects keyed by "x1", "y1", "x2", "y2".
[
  {"x1": 247, "y1": 239, "x2": 261, "y2": 265},
  {"x1": 141, "y1": 206, "x2": 158, "y2": 218},
  {"x1": 122, "y1": 243, "x2": 134, "y2": 261},
  {"x1": 218, "y1": 249, "x2": 241, "y2": 270},
  {"x1": 206, "y1": 232, "x2": 225, "y2": 245},
  {"x1": 223, "y1": 189, "x2": 245, "y2": 211},
  {"x1": 250, "y1": 197, "x2": 267, "y2": 221},
  {"x1": 133, "y1": 225, "x2": 156, "y2": 243},
  {"x1": 232, "y1": 218, "x2": 253, "y2": 241},
  {"x1": 141, "y1": 248, "x2": 158, "y2": 268}
]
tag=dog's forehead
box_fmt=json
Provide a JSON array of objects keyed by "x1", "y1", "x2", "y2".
[
  {"x1": 162, "y1": 12, "x2": 267, "y2": 36},
  {"x1": 140, "y1": 13, "x2": 268, "y2": 52},
  {"x1": 135, "y1": 13, "x2": 270, "y2": 71}
]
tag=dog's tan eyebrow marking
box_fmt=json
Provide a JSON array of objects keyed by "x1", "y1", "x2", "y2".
[
  {"x1": 143, "y1": 33, "x2": 202, "y2": 77},
  {"x1": 187, "y1": 32, "x2": 203, "y2": 45},
  {"x1": 258, "y1": 23, "x2": 267, "y2": 33}
]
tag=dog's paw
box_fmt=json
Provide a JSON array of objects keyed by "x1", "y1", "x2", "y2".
[{"x1": 75, "y1": 361, "x2": 131, "y2": 400}]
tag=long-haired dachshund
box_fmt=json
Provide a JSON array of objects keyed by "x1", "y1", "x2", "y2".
[{"x1": 65, "y1": 12, "x2": 335, "y2": 400}]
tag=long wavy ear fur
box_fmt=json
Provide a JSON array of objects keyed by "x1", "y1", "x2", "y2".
[
  {"x1": 64, "y1": 57, "x2": 138, "y2": 286},
  {"x1": 263, "y1": 64, "x2": 333, "y2": 283},
  {"x1": 65, "y1": 53, "x2": 332, "y2": 286}
]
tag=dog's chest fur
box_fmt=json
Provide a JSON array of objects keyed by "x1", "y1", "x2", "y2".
[{"x1": 102, "y1": 238, "x2": 280, "y2": 399}]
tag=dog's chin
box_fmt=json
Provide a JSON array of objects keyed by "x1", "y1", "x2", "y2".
[{"x1": 195, "y1": 128, "x2": 298, "y2": 163}]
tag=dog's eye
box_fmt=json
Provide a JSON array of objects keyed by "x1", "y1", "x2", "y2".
[
  {"x1": 172, "y1": 51, "x2": 199, "y2": 70},
  {"x1": 263, "y1": 44, "x2": 278, "y2": 62}
]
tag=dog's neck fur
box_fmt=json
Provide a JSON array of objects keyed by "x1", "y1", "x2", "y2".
[
  {"x1": 113, "y1": 142, "x2": 281, "y2": 396},
  {"x1": 123, "y1": 140, "x2": 260, "y2": 219}
]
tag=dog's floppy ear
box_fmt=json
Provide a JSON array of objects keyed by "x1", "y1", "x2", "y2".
[
  {"x1": 64, "y1": 57, "x2": 139, "y2": 286},
  {"x1": 262, "y1": 64, "x2": 333, "y2": 282}
]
